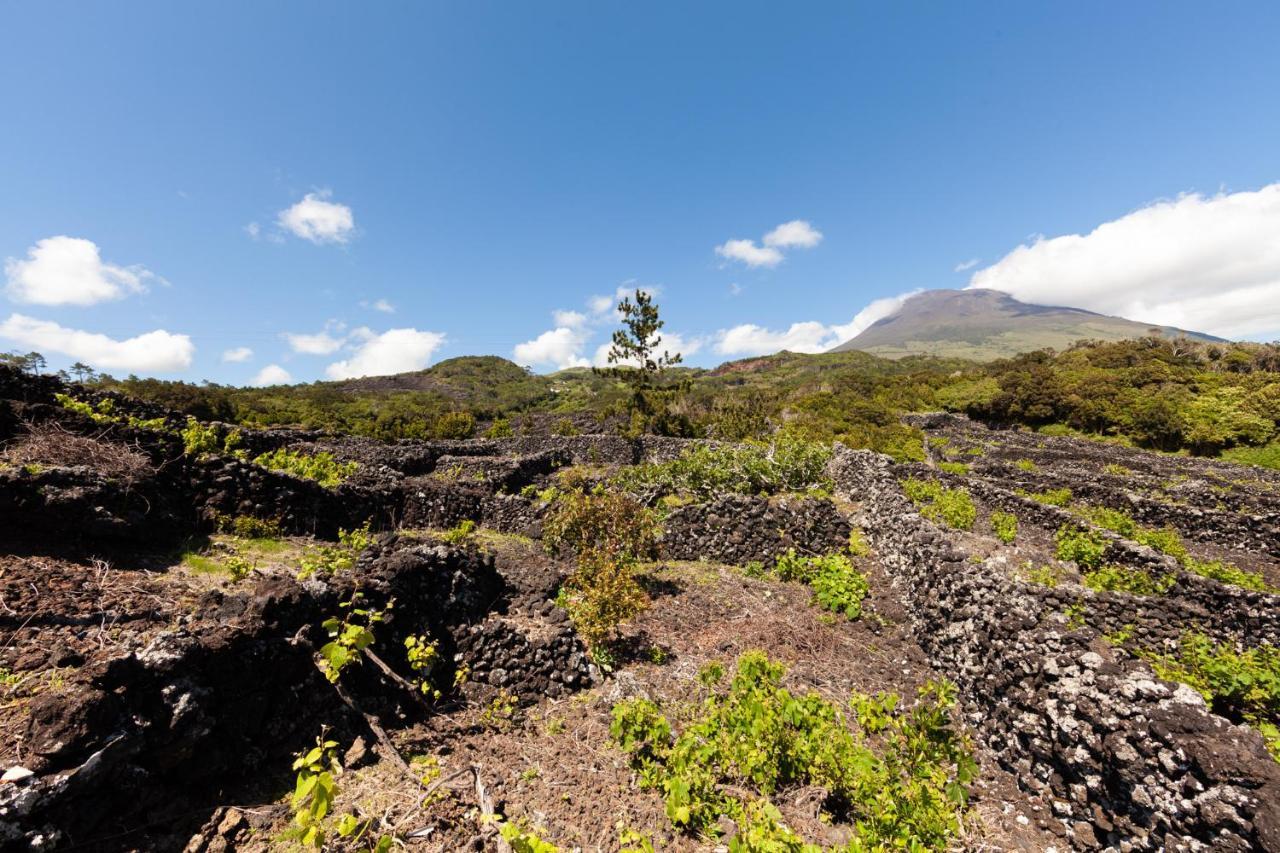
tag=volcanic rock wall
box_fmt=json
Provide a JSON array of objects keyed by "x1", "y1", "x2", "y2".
[
  {"x1": 660, "y1": 494, "x2": 851, "y2": 566},
  {"x1": 828, "y1": 446, "x2": 1280, "y2": 852}
]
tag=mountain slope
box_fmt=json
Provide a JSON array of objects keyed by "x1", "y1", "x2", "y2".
[{"x1": 829, "y1": 289, "x2": 1222, "y2": 360}]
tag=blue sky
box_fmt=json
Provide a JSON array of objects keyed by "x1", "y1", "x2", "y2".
[{"x1": 2, "y1": 2, "x2": 1279, "y2": 384}]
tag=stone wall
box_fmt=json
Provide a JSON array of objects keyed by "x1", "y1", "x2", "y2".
[
  {"x1": 827, "y1": 446, "x2": 1280, "y2": 852},
  {"x1": 660, "y1": 494, "x2": 851, "y2": 566}
]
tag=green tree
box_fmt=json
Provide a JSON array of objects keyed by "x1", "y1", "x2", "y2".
[{"x1": 596, "y1": 290, "x2": 691, "y2": 436}]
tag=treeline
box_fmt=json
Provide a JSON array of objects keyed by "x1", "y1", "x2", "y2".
[
  {"x1": 22, "y1": 336, "x2": 1280, "y2": 469},
  {"x1": 945, "y1": 338, "x2": 1280, "y2": 458}
]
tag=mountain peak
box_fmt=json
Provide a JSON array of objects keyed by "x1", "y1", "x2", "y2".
[{"x1": 830, "y1": 289, "x2": 1220, "y2": 360}]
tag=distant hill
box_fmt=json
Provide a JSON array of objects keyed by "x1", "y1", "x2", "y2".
[{"x1": 829, "y1": 289, "x2": 1223, "y2": 361}]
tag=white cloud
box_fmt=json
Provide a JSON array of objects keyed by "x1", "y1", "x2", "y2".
[
  {"x1": 714, "y1": 290, "x2": 920, "y2": 358},
  {"x1": 284, "y1": 330, "x2": 346, "y2": 355},
  {"x1": 514, "y1": 326, "x2": 591, "y2": 370},
  {"x1": 968, "y1": 184, "x2": 1280, "y2": 338},
  {"x1": 277, "y1": 191, "x2": 356, "y2": 245},
  {"x1": 715, "y1": 321, "x2": 835, "y2": 357},
  {"x1": 222, "y1": 346, "x2": 254, "y2": 363},
  {"x1": 251, "y1": 364, "x2": 291, "y2": 386},
  {"x1": 715, "y1": 239, "x2": 783, "y2": 269},
  {"x1": 588, "y1": 285, "x2": 660, "y2": 318},
  {"x1": 716, "y1": 220, "x2": 823, "y2": 269},
  {"x1": 244, "y1": 222, "x2": 261, "y2": 240},
  {"x1": 729, "y1": 282, "x2": 743, "y2": 297},
  {"x1": 763, "y1": 220, "x2": 823, "y2": 249},
  {"x1": 553, "y1": 309, "x2": 588, "y2": 329},
  {"x1": 5, "y1": 236, "x2": 157, "y2": 306},
  {"x1": 0, "y1": 313, "x2": 193, "y2": 372},
  {"x1": 371, "y1": 298, "x2": 394, "y2": 313},
  {"x1": 953, "y1": 258, "x2": 980, "y2": 272},
  {"x1": 325, "y1": 328, "x2": 446, "y2": 379}
]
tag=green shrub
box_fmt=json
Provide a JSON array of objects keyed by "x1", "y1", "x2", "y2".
[
  {"x1": 1014, "y1": 458, "x2": 1037, "y2": 472},
  {"x1": 433, "y1": 411, "x2": 476, "y2": 439},
  {"x1": 990, "y1": 511, "x2": 1017, "y2": 544},
  {"x1": 1083, "y1": 564, "x2": 1174, "y2": 595},
  {"x1": 1022, "y1": 487, "x2": 1073, "y2": 507},
  {"x1": 298, "y1": 522, "x2": 372, "y2": 578},
  {"x1": 1079, "y1": 505, "x2": 1273, "y2": 592},
  {"x1": 182, "y1": 417, "x2": 222, "y2": 456},
  {"x1": 484, "y1": 418, "x2": 514, "y2": 438},
  {"x1": 1022, "y1": 564, "x2": 1060, "y2": 588},
  {"x1": 609, "y1": 652, "x2": 975, "y2": 848},
  {"x1": 938, "y1": 461, "x2": 969, "y2": 476},
  {"x1": 1141, "y1": 633, "x2": 1280, "y2": 760},
  {"x1": 217, "y1": 513, "x2": 283, "y2": 539},
  {"x1": 774, "y1": 550, "x2": 870, "y2": 620},
  {"x1": 559, "y1": 548, "x2": 648, "y2": 661},
  {"x1": 901, "y1": 478, "x2": 976, "y2": 530},
  {"x1": 551, "y1": 417, "x2": 580, "y2": 437},
  {"x1": 253, "y1": 448, "x2": 358, "y2": 487},
  {"x1": 847, "y1": 527, "x2": 870, "y2": 557},
  {"x1": 543, "y1": 490, "x2": 659, "y2": 561},
  {"x1": 614, "y1": 434, "x2": 832, "y2": 501},
  {"x1": 1054, "y1": 525, "x2": 1108, "y2": 570},
  {"x1": 439, "y1": 519, "x2": 477, "y2": 546}
]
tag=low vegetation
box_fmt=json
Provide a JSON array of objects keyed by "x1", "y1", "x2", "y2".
[
  {"x1": 253, "y1": 448, "x2": 359, "y2": 487},
  {"x1": 610, "y1": 652, "x2": 975, "y2": 849},
  {"x1": 1139, "y1": 633, "x2": 1280, "y2": 761},
  {"x1": 614, "y1": 434, "x2": 832, "y2": 502},
  {"x1": 773, "y1": 550, "x2": 870, "y2": 620},
  {"x1": 901, "y1": 478, "x2": 977, "y2": 530},
  {"x1": 990, "y1": 510, "x2": 1018, "y2": 544}
]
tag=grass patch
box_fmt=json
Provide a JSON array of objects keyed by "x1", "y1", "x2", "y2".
[{"x1": 1222, "y1": 441, "x2": 1280, "y2": 472}]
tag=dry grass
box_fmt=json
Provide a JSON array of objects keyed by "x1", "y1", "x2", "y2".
[{"x1": 1, "y1": 421, "x2": 153, "y2": 481}]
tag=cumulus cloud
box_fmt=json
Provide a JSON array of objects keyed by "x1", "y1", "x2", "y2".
[
  {"x1": 284, "y1": 329, "x2": 346, "y2": 355},
  {"x1": 325, "y1": 328, "x2": 446, "y2": 379},
  {"x1": 953, "y1": 258, "x2": 980, "y2": 272},
  {"x1": 251, "y1": 364, "x2": 291, "y2": 386},
  {"x1": 516, "y1": 289, "x2": 685, "y2": 372},
  {"x1": 5, "y1": 236, "x2": 158, "y2": 306},
  {"x1": 716, "y1": 220, "x2": 823, "y2": 269},
  {"x1": 714, "y1": 290, "x2": 920, "y2": 358},
  {"x1": 763, "y1": 220, "x2": 823, "y2": 249},
  {"x1": 715, "y1": 239, "x2": 783, "y2": 269},
  {"x1": 0, "y1": 313, "x2": 193, "y2": 372},
  {"x1": 222, "y1": 346, "x2": 254, "y2": 363},
  {"x1": 369, "y1": 298, "x2": 395, "y2": 313},
  {"x1": 277, "y1": 191, "x2": 356, "y2": 245},
  {"x1": 514, "y1": 326, "x2": 591, "y2": 370},
  {"x1": 968, "y1": 184, "x2": 1280, "y2": 338}
]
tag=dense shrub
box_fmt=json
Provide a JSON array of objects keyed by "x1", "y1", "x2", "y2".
[
  {"x1": 433, "y1": 411, "x2": 476, "y2": 439},
  {"x1": 615, "y1": 435, "x2": 832, "y2": 501},
  {"x1": 542, "y1": 489, "x2": 659, "y2": 561},
  {"x1": 610, "y1": 652, "x2": 975, "y2": 848}
]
